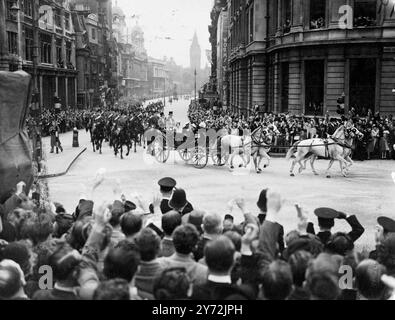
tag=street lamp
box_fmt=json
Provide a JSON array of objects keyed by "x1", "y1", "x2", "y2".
[{"x1": 10, "y1": 1, "x2": 22, "y2": 70}]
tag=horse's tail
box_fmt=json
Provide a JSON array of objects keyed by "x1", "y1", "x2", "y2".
[{"x1": 285, "y1": 142, "x2": 299, "y2": 161}]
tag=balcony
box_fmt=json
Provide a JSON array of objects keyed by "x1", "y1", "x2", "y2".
[{"x1": 272, "y1": 25, "x2": 395, "y2": 51}]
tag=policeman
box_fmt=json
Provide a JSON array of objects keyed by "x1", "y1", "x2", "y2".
[
  {"x1": 307, "y1": 207, "x2": 365, "y2": 245},
  {"x1": 149, "y1": 177, "x2": 177, "y2": 214}
]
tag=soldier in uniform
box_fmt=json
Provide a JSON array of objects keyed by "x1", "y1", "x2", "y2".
[
  {"x1": 49, "y1": 119, "x2": 63, "y2": 154},
  {"x1": 307, "y1": 207, "x2": 365, "y2": 245},
  {"x1": 149, "y1": 177, "x2": 177, "y2": 214}
]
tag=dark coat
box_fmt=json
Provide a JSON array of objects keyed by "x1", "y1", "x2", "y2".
[{"x1": 191, "y1": 280, "x2": 256, "y2": 300}]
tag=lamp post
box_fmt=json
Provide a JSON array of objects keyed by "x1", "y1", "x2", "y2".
[
  {"x1": 10, "y1": 1, "x2": 22, "y2": 70},
  {"x1": 194, "y1": 68, "x2": 197, "y2": 103}
]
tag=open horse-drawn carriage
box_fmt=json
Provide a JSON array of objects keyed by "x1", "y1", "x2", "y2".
[
  {"x1": 146, "y1": 125, "x2": 275, "y2": 172},
  {"x1": 146, "y1": 128, "x2": 230, "y2": 169}
]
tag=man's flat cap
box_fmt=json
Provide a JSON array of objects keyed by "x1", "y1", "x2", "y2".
[{"x1": 378, "y1": 216, "x2": 395, "y2": 233}]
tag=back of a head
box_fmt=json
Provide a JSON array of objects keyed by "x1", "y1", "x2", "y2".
[
  {"x1": 261, "y1": 260, "x2": 293, "y2": 300},
  {"x1": 204, "y1": 236, "x2": 235, "y2": 274},
  {"x1": 356, "y1": 260, "x2": 387, "y2": 300},
  {"x1": 19, "y1": 213, "x2": 54, "y2": 245},
  {"x1": 136, "y1": 228, "x2": 161, "y2": 262},
  {"x1": 288, "y1": 250, "x2": 313, "y2": 287},
  {"x1": 172, "y1": 224, "x2": 199, "y2": 255},
  {"x1": 0, "y1": 263, "x2": 22, "y2": 300},
  {"x1": 203, "y1": 213, "x2": 222, "y2": 236},
  {"x1": 93, "y1": 279, "x2": 130, "y2": 300},
  {"x1": 305, "y1": 253, "x2": 342, "y2": 300},
  {"x1": 0, "y1": 241, "x2": 31, "y2": 277},
  {"x1": 120, "y1": 212, "x2": 142, "y2": 237},
  {"x1": 162, "y1": 211, "x2": 182, "y2": 237},
  {"x1": 104, "y1": 241, "x2": 141, "y2": 282},
  {"x1": 153, "y1": 268, "x2": 190, "y2": 300},
  {"x1": 325, "y1": 233, "x2": 354, "y2": 256},
  {"x1": 49, "y1": 243, "x2": 81, "y2": 282},
  {"x1": 223, "y1": 231, "x2": 242, "y2": 252}
]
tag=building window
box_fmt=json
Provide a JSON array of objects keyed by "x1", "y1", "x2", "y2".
[
  {"x1": 54, "y1": 9, "x2": 62, "y2": 28},
  {"x1": 7, "y1": 31, "x2": 18, "y2": 54},
  {"x1": 6, "y1": 0, "x2": 17, "y2": 21},
  {"x1": 40, "y1": 33, "x2": 52, "y2": 64},
  {"x1": 65, "y1": 12, "x2": 71, "y2": 30},
  {"x1": 66, "y1": 41, "x2": 72, "y2": 64},
  {"x1": 354, "y1": 0, "x2": 377, "y2": 27},
  {"x1": 23, "y1": 0, "x2": 33, "y2": 17},
  {"x1": 283, "y1": 0, "x2": 292, "y2": 33},
  {"x1": 91, "y1": 28, "x2": 96, "y2": 40},
  {"x1": 248, "y1": 5, "x2": 254, "y2": 43},
  {"x1": 56, "y1": 38, "x2": 62, "y2": 67},
  {"x1": 310, "y1": 0, "x2": 326, "y2": 30},
  {"x1": 24, "y1": 27, "x2": 34, "y2": 61},
  {"x1": 349, "y1": 59, "x2": 376, "y2": 116},
  {"x1": 98, "y1": 30, "x2": 103, "y2": 44},
  {"x1": 280, "y1": 62, "x2": 289, "y2": 113},
  {"x1": 305, "y1": 60, "x2": 324, "y2": 116}
]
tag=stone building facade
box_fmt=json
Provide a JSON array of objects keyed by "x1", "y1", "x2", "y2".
[
  {"x1": 218, "y1": 0, "x2": 395, "y2": 116},
  {"x1": 1, "y1": 0, "x2": 78, "y2": 109}
]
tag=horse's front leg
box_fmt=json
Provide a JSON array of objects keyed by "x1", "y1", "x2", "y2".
[
  {"x1": 325, "y1": 159, "x2": 335, "y2": 178},
  {"x1": 335, "y1": 155, "x2": 349, "y2": 177},
  {"x1": 229, "y1": 150, "x2": 237, "y2": 170},
  {"x1": 290, "y1": 158, "x2": 297, "y2": 177},
  {"x1": 310, "y1": 155, "x2": 319, "y2": 175},
  {"x1": 120, "y1": 145, "x2": 124, "y2": 159},
  {"x1": 253, "y1": 155, "x2": 260, "y2": 173},
  {"x1": 134, "y1": 140, "x2": 137, "y2": 153},
  {"x1": 263, "y1": 151, "x2": 271, "y2": 169}
]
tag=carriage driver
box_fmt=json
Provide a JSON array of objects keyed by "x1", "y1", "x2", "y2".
[{"x1": 166, "y1": 111, "x2": 176, "y2": 131}]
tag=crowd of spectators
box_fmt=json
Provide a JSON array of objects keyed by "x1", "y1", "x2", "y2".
[
  {"x1": 188, "y1": 103, "x2": 395, "y2": 160},
  {"x1": 1, "y1": 175, "x2": 395, "y2": 300}
]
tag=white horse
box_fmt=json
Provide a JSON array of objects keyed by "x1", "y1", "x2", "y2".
[
  {"x1": 218, "y1": 134, "x2": 252, "y2": 169},
  {"x1": 286, "y1": 124, "x2": 363, "y2": 178}
]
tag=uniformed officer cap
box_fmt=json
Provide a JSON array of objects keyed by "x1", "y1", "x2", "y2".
[
  {"x1": 378, "y1": 217, "x2": 395, "y2": 233},
  {"x1": 314, "y1": 207, "x2": 339, "y2": 228},
  {"x1": 158, "y1": 177, "x2": 177, "y2": 192}
]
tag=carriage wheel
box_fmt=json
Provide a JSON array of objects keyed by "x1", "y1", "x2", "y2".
[
  {"x1": 211, "y1": 152, "x2": 229, "y2": 167},
  {"x1": 193, "y1": 146, "x2": 208, "y2": 169},
  {"x1": 153, "y1": 136, "x2": 169, "y2": 163},
  {"x1": 179, "y1": 149, "x2": 193, "y2": 162}
]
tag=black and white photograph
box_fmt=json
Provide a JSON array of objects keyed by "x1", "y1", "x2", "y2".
[{"x1": 1, "y1": 0, "x2": 395, "y2": 306}]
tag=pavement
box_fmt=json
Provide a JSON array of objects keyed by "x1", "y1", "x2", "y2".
[
  {"x1": 41, "y1": 130, "x2": 88, "y2": 178},
  {"x1": 44, "y1": 98, "x2": 395, "y2": 250}
]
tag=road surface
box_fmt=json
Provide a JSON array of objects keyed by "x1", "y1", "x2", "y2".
[{"x1": 46, "y1": 97, "x2": 395, "y2": 249}]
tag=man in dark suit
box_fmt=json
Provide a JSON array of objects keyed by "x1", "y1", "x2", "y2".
[
  {"x1": 307, "y1": 207, "x2": 365, "y2": 245},
  {"x1": 149, "y1": 177, "x2": 177, "y2": 214},
  {"x1": 191, "y1": 236, "x2": 255, "y2": 300}
]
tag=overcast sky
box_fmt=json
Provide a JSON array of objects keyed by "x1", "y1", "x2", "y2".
[{"x1": 116, "y1": 0, "x2": 213, "y2": 67}]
